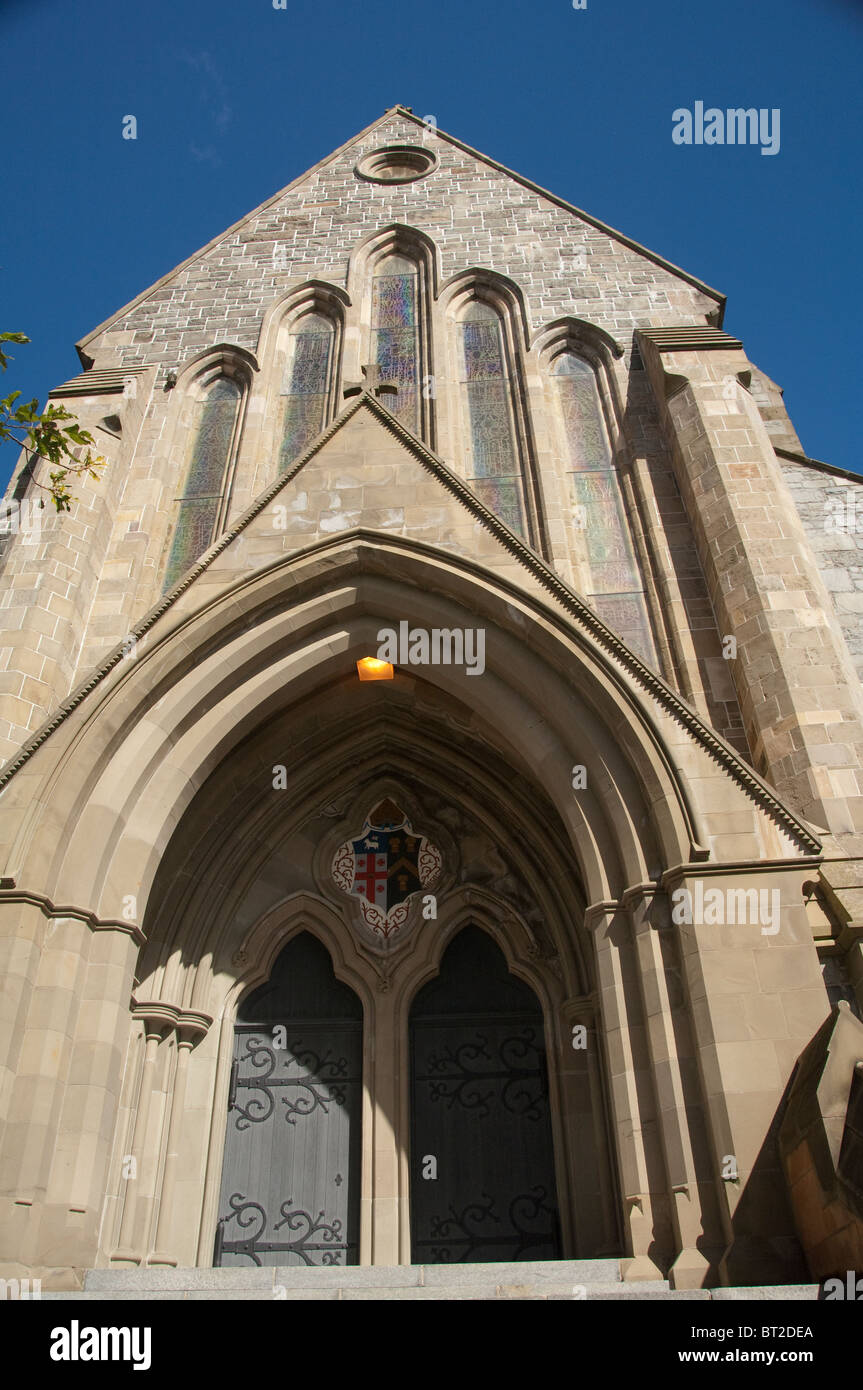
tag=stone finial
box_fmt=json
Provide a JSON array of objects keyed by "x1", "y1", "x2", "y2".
[{"x1": 343, "y1": 364, "x2": 398, "y2": 400}]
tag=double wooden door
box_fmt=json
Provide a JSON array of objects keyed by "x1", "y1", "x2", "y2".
[{"x1": 215, "y1": 926, "x2": 561, "y2": 1266}]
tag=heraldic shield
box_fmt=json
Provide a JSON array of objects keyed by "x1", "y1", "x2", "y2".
[{"x1": 332, "y1": 799, "x2": 441, "y2": 947}]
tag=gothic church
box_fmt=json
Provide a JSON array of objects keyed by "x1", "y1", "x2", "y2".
[{"x1": 1, "y1": 107, "x2": 862, "y2": 1295}]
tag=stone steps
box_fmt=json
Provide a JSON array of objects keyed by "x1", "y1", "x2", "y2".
[{"x1": 35, "y1": 1259, "x2": 820, "y2": 1301}]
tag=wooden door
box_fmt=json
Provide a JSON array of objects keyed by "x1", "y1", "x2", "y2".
[
  {"x1": 410, "y1": 927, "x2": 561, "y2": 1262},
  {"x1": 215, "y1": 933, "x2": 362, "y2": 1267}
]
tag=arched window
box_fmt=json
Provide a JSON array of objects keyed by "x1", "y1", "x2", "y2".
[
  {"x1": 279, "y1": 312, "x2": 335, "y2": 469},
  {"x1": 459, "y1": 300, "x2": 527, "y2": 539},
  {"x1": 553, "y1": 352, "x2": 656, "y2": 665},
  {"x1": 163, "y1": 373, "x2": 242, "y2": 590},
  {"x1": 554, "y1": 353, "x2": 613, "y2": 470},
  {"x1": 370, "y1": 254, "x2": 420, "y2": 433}
]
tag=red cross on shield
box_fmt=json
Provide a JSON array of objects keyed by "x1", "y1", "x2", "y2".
[{"x1": 353, "y1": 852, "x2": 388, "y2": 909}]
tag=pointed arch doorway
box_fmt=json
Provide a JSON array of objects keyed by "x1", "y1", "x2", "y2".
[
  {"x1": 214, "y1": 932, "x2": 363, "y2": 1267},
  {"x1": 409, "y1": 927, "x2": 562, "y2": 1262}
]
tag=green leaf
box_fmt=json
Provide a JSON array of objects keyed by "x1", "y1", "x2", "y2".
[{"x1": 0, "y1": 333, "x2": 29, "y2": 372}]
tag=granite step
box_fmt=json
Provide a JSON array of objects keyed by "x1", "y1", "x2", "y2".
[
  {"x1": 28, "y1": 1260, "x2": 820, "y2": 1300},
  {"x1": 40, "y1": 1283, "x2": 820, "y2": 1301},
  {"x1": 81, "y1": 1257, "x2": 622, "y2": 1294}
]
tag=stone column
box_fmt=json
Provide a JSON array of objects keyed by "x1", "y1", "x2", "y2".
[
  {"x1": 586, "y1": 903, "x2": 670, "y2": 1279},
  {"x1": 559, "y1": 995, "x2": 621, "y2": 1257},
  {"x1": 112, "y1": 1014, "x2": 167, "y2": 1265},
  {"x1": 624, "y1": 885, "x2": 726, "y2": 1288},
  {"x1": 369, "y1": 985, "x2": 402, "y2": 1265},
  {"x1": 147, "y1": 1010, "x2": 212, "y2": 1266},
  {"x1": 638, "y1": 326, "x2": 863, "y2": 840}
]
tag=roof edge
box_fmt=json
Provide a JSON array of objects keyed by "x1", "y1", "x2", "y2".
[
  {"x1": 76, "y1": 105, "x2": 725, "y2": 356},
  {"x1": 775, "y1": 446, "x2": 863, "y2": 485},
  {"x1": 388, "y1": 108, "x2": 726, "y2": 309},
  {"x1": 75, "y1": 108, "x2": 404, "y2": 354}
]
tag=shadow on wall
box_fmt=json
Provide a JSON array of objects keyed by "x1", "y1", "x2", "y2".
[
  {"x1": 720, "y1": 1068, "x2": 811, "y2": 1287},
  {"x1": 777, "y1": 1002, "x2": 863, "y2": 1283}
]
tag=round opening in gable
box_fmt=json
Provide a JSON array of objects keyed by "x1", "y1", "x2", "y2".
[{"x1": 355, "y1": 145, "x2": 437, "y2": 184}]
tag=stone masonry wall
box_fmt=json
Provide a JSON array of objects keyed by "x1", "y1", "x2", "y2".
[
  {"x1": 0, "y1": 110, "x2": 752, "y2": 763},
  {"x1": 85, "y1": 111, "x2": 718, "y2": 375},
  {"x1": 780, "y1": 460, "x2": 863, "y2": 686}
]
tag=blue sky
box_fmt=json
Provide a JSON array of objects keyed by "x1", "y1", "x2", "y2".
[{"x1": 2, "y1": 0, "x2": 861, "y2": 485}]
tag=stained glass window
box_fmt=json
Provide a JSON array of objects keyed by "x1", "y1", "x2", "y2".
[
  {"x1": 554, "y1": 352, "x2": 657, "y2": 666},
  {"x1": 279, "y1": 313, "x2": 334, "y2": 469},
  {"x1": 371, "y1": 255, "x2": 420, "y2": 433},
  {"x1": 568, "y1": 471, "x2": 640, "y2": 594},
  {"x1": 460, "y1": 301, "x2": 526, "y2": 539},
  {"x1": 163, "y1": 375, "x2": 241, "y2": 590},
  {"x1": 554, "y1": 354, "x2": 612, "y2": 470}
]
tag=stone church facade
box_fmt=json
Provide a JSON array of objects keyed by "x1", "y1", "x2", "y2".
[{"x1": 0, "y1": 107, "x2": 861, "y2": 1292}]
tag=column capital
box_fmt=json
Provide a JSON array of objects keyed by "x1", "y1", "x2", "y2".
[{"x1": 131, "y1": 1000, "x2": 212, "y2": 1043}]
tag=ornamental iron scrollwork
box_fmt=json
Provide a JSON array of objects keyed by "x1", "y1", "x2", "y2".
[
  {"x1": 229, "y1": 1034, "x2": 358, "y2": 1130},
  {"x1": 416, "y1": 1027, "x2": 548, "y2": 1121},
  {"x1": 417, "y1": 1185, "x2": 557, "y2": 1262},
  {"x1": 215, "y1": 1193, "x2": 354, "y2": 1267}
]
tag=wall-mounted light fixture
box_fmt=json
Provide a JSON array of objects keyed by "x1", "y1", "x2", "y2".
[{"x1": 356, "y1": 657, "x2": 394, "y2": 681}]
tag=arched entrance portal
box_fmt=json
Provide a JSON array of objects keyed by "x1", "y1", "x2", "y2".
[
  {"x1": 214, "y1": 933, "x2": 363, "y2": 1267},
  {"x1": 410, "y1": 927, "x2": 561, "y2": 1262},
  {"x1": 0, "y1": 534, "x2": 820, "y2": 1283}
]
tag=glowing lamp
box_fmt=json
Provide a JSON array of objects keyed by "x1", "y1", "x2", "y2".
[{"x1": 356, "y1": 657, "x2": 394, "y2": 681}]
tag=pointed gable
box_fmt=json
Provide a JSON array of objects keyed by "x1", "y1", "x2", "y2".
[
  {"x1": 167, "y1": 392, "x2": 556, "y2": 620},
  {"x1": 77, "y1": 107, "x2": 723, "y2": 375}
]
